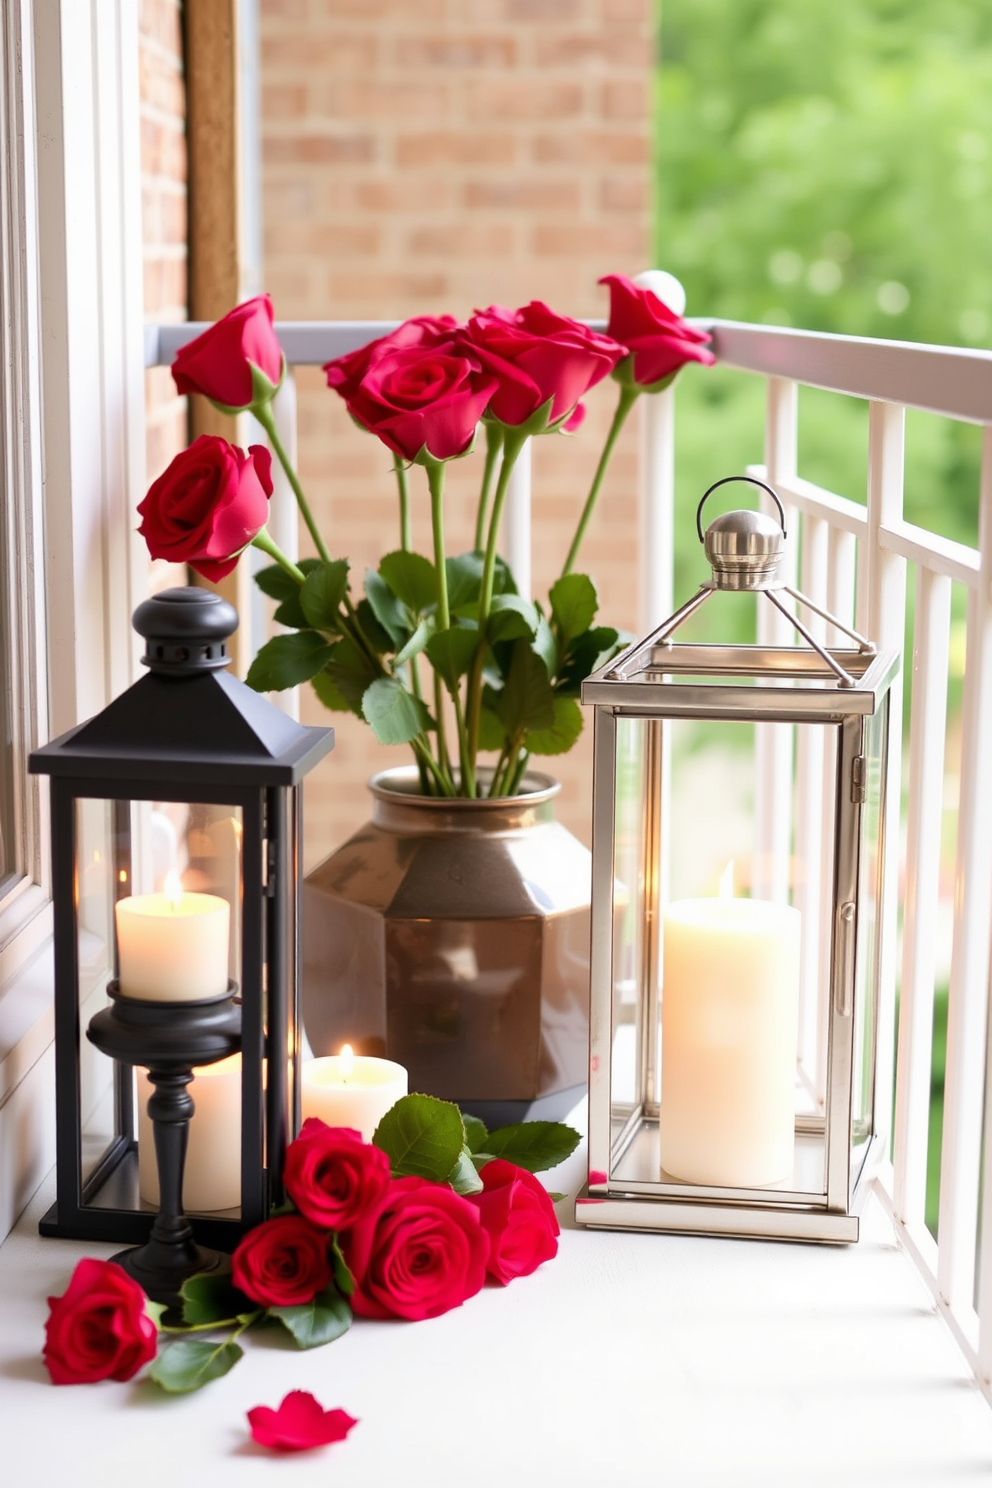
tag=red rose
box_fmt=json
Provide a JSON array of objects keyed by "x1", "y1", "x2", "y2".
[
  {"x1": 346, "y1": 346, "x2": 497, "y2": 463},
  {"x1": 341, "y1": 1176, "x2": 489, "y2": 1321},
  {"x1": 137, "y1": 434, "x2": 273, "y2": 580},
  {"x1": 468, "y1": 1159, "x2": 560, "y2": 1285},
  {"x1": 231, "y1": 1214, "x2": 333, "y2": 1308},
  {"x1": 247, "y1": 1391, "x2": 359, "y2": 1453},
  {"x1": 43, "y1": 1258, "x2": 158, "y2": 1385},
  {"x1": 323, "y1": 314, "x2": 460, "y2": 401},
  {"x1": 283, "y1": 1119, "x2": 391, "y2": 1231},
  {"x1": 172, "y1": 293, "x2": 283, "y2": 409},
  {"x1": 459, "y1": 300, "x2": 625, "y2": 429},
  {"x1": 600, "y1": 273, "x2": 715, "y2": 388}
]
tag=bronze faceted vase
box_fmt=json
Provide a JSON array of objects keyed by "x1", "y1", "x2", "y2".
[{"x1": 302, "y1": 767, "x2": 591, "y2": 1125}]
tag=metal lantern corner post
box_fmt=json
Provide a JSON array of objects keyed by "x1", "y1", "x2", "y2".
[
  {"x1": 29, "y1": 588, "x2": 334, "y2": 1254},
  {"x1": 577, "y1": 477, "x2": 898, "y2": 1244}
]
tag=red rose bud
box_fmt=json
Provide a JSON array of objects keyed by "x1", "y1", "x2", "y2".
[
  {"x1": 247, "y1": 1391, "x2": 359, "y2": 1453},
  {"x1": 459, "y1": 300, "x2": 625, "y2": 431},
  {"x1": 172, "y1": 293, "x2": 283, "y2": 410},
  {"x1": 231, "y1": 1214, "x2": 333, "y2": 1309},
  {"x1": 323, "y1": 314, "x2": 460, "y2": 401},
  {"x1": 342, "y1": 1176, "x2": 489, "y2": 1321},
  {"x1": 469, "y1": 1159, "x2": 560, "y2": 1285},
  {"x1": 284, "y1": 1119, "x2": 391, "y2": 1231},
  {"x1": 137, "y1": 435, "x2": 273, "y2": 581},
  {"x1": 599, "y1": 273, "x2": 715, "y2": 389},
  {"x1": 43, "y1": 1258, "x2": 158, "y2": 1385},
  {"x1": 346, "y1": 345, "x2": 497, "y2": 464}
]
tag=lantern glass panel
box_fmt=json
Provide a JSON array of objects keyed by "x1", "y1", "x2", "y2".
[
  {"x1": 75, "y1": 796, "x2": 244, "y2": 1215},
  {"x1": 607, "y1": 713, "x2": 843, "y2": 1202},
  {"x1": 851, "y1": 699, "x2": 889, "y2": 1194}
]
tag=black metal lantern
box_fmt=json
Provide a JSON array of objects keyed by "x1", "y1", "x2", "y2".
[{"x1": 29, "y1": 588, "x2": 334, "y2": 1252}]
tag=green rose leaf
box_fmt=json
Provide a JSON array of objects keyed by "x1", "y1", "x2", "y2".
[
  {"x1": 487, "y1": 593, "x2": 539, "y2": 643},
  {"x1": 447, "y1": 1147, "x2": 485, "y2": 1195},
  {"x1": 246, "y1": 631, "x2": 335, "y2": 692},
  {"x1": 494, "y1": 639, "x2": 555, "y2": 738},
  {"x1": 477, "y1": 707, "x2": 506, "y2": 752},
  {"x1": 461, "y1": 1113, "x2": 489, "y2": 1154},
  {"x1": 149, "y1": 1338, "x2": 244, "y2": 1394},
  {"x1": 482, "y1": 1120, "x2": 582, "y2": 1173},
  {"x1": 365, "y1": 568, "x2": 410, "y2": 646},
  {"x1": 362, "y1": 678, "x2": 432, "y2": 745},
  {"x1": 547, "y1": 1192, "x2": 567, "y2": 1203},
  {"x1": 549, "y1": 573, "x2": 599, "y2": 644},
  {"x1": 179, "y1": 1270, "x2": 254, "y2": 1328},
  {"x1": 300, "y1": 559, "x2": 350, "y2": 630},
  {"x1": 325, "y1": 634, "x2": 381, "y2": 711},
  {"x1": 556, "y1": 625, "x2": 626, "y2": 698},
  {"x1": 532, "y1": 612, "x2": 557, "y2": 675},
  {"x1": 272, "y1": 592, "x2": 308, "y2": 629},
  {"x1": 254, "y1": 558, "x2": 320, "y2": 604},
  {"x1": 270, "y1": 1288, "x2": 352, "y2": 1350},
  {"x1": 525, "y1": 695, "x2": 584, "y2": 756},
  {"x1": 311, "y1": 667, "x2": 355, "y2": 714},
  {"x1": 426, "y1": 626, "x2": 479, "y2": 691},
  {"x1": 394, "y1": 616, "x2": 434, "y2": 667},
  {"x1": 373, "y1": 1092, "x2": 466, "y2": 1182},
  {"x1": 379, "y1": 550, "x2": 438, "y2": 614},
  {"x1": 330, "y1": 1235, "x2": 355, "y2": 1298}
]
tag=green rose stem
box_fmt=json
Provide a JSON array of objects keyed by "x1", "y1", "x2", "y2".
[
  {"x1": 394, "y1": 455, "x2": 412, "y2": 552},
  {"x1": 559, "y1": 383, "x2": 640, "y2": 578},
  {"x1": 251, "y1": 527, "x2": 305, "y2": 584},
  {"x1": 425, "y1": 457, "x2": 473, "y2": 796},
  {"x1": 464, "y1": 425, "x2": 529, "y2": 785},
  {"x1": 159, "y1": 1311, "x2": 262, "y2": 1336},
  {"x1": 253, "y1": 400, "x2": 331, "y2": 566},
  {"x1": 474, "y1": 422, "x2": 505, "y2": 553}
]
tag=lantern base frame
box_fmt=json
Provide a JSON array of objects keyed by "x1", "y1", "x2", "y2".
[{"x1": 573, "y1": 1186, "x2": 862, "y2": 1243}]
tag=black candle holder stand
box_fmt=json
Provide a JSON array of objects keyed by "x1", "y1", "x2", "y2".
[{"x1": 87, "y1": 982, "x2": 242, "y2": 1313}]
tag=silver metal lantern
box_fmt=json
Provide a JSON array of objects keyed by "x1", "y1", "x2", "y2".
[{"x1": 576, "y1": 477, "x2": 898, "y2": 1243}]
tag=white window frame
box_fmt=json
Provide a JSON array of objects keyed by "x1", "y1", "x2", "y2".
[{"x1": 0, "y1": 0, "x2": 146, "y2": 1238}]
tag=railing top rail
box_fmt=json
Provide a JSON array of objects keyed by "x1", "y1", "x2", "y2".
[
  {"x1": 708, "y1": 319, "x2": 992, "y2": 425},
  {"x1": 146, "y1": 317, "x2": 992, "y2": 426}
]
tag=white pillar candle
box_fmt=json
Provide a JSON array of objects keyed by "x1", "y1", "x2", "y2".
[
  {"x1": 138, "y1": 1054, "x2": 242, "y2": 1213},
  {"x1": 116, "y1": 871, "x2": 230, "y2": 1002},
  {"x1": 301, "y1": 1046, "x2": 408, "y2": 1141},
  {"x1": 660, "y1": 896, "x2": 800, "y2": 1187}
]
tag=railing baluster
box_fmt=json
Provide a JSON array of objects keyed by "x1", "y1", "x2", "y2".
[
  {"x1": 945, "y1": 426, "x2": 992, "y2": 1327},
  {"x1": 754, "y1": 378, "x2": 797, "y2": 904},
  {"x1": 503, "y1": 438, "x2": 532, "y2": 601},
  {"x1": 859, "y1": 401, "x2": 907, "y2": 1167},
  {"x1": 893, "y1": 566, "x2": 951, "y2": 1229}
]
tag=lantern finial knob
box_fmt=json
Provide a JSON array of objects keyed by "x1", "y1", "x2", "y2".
[
  {"x1": 132, "y1": 586, "x2": 238, "y2": 674},
  {"x1": 696, "y1": 476, "x2": 787, "y2": 592}
]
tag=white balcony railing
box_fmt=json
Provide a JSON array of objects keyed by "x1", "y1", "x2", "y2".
[{"x1": 146, "y1": 317, "x2": 992, "y2": 1398}]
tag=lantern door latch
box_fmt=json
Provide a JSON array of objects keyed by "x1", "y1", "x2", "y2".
[{"x1": 851, "y1": 755, "x2": 867, "y2": 803}]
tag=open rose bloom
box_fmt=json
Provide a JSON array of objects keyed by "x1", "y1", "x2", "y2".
[{"x1": 44, "y1": 1258, "x2": 159, "y2": 1385}]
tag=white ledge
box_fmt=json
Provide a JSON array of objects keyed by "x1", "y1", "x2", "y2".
[{"x1": 2, "y1": 1124, "x2": 991, "y2": 1485}]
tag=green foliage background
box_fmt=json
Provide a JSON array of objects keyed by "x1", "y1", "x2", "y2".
[{"x1": 656, "y1": 0, "x2": 992, "y2": 607}]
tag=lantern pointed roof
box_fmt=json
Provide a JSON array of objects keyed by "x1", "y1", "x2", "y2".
[{"x1": 30, "y1": 588, "x2": 334, "y2": 786}]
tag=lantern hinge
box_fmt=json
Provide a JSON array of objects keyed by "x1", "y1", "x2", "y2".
[
  {"x1": 851, "y1": 755, "x2": 867, "y2": 804},
  {"x1": 265, "y1": 838, "x2": 277, "y2": 897}
]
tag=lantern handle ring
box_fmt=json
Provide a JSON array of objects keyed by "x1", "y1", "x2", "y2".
[{"x1": 695, "y1": 476, "x2": 787, "y2": 544}]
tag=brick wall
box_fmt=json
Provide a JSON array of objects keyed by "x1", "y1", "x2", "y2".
[
  {"x1": 139, "y1": 0, "x2": 187, "y2": 499},
  {"x1": 260, "y1": 0, "x2": 654, "y2": 866}
]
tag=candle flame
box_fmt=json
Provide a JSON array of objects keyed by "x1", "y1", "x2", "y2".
[
  {"x1": 339, "y1": 1043, "x2": 354, "y2": 1082},
  {"x1": 164, "y1": 870, "x2": 183, "y2": 910},
  {"x1": 719, "y1": 860, "x2": 735, "y2": 899}
]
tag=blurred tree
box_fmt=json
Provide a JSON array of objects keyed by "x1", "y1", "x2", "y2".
[{"x1": 655, "y1": 0, "x2": 992, "y2": 576}]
